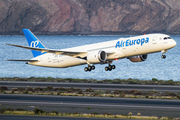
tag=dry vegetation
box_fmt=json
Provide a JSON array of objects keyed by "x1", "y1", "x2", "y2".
[
  {"x1": 1, "y1": 86, "x2": 180, "y2": 99},
  {"x1": 0, "y1": 108, "x2": 174, "y2": 120}
]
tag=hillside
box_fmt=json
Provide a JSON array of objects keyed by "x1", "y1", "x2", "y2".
[{"x1": 0, "y1": 0, "x2": 180, "y2": 35}]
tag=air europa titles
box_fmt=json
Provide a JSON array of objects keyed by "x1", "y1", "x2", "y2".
[{"x1": 115, "y1": 37, "x2": 149, "y2": 48}]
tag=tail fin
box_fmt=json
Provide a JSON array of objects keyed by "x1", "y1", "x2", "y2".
[{"x1": 23, "y1": 29, "x2": 46, "y2": 57}]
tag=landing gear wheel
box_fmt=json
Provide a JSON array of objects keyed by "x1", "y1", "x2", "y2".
[
  {"x1": 88, "y1": 66, "x2": 92, "y2": 70},
  {"x1": 92, "y1": 66, "x2": 95, "y2": 70},
  {"x1": 84, "y1": 67, "x2": 88, "y2": 72},
  {"x1": 161, "y1": 55, "x2": 166, "y2": 59},
  {"x1": 112, "y1": 65, "x2": 116, "y2": 69},
  {"x1": 105, "y1": 67, "x2": 109, "y2": 71},
  {"x1": 108, "y1": 65, "x2": 112, "y2": 71}
]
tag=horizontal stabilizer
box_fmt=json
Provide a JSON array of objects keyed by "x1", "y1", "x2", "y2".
[{"x1": 5, "y1": 60, "x2": 38, "y2": 62}]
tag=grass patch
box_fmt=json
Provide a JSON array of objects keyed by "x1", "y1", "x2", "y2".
[
  {"x1": 1, "y1": 86, "x2": 180, "y2": 100},
  {"x1": 0, "y1": 108, "x2": 172, "y2": 119}
]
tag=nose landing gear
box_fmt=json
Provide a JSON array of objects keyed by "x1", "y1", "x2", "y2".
[{"x1": 161, "y1": 50, "x2": 167, "y2": 59}]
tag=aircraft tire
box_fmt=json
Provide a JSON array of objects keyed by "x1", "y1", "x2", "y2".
[
  {"x1": 108, "y1": 65, "x2": 112, "y2": 70},
  {"x1": 161, "y1": 55, "x2": 166, "y2": 59},
  {"x1": 92, "y1": 66, "x2": 95, "y2": 70},
  {"x1": 84, "y1": 67, "x2": 88, "y2": 72},
  {"x1": 108, "y1": 66, "x2": 112, "y2": 71},
  {"x1": 88, "y1": 66, "x2": 92, "y2": 70},
  {"x1": 112, "y1": 65, "x2": 116, "y2": 69},
  {"x1": 105, "y1": 67, "x2": 109, "y2": 71}
]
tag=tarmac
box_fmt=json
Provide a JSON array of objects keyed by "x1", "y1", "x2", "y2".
[
  {"x1": 1, "y1": 81, "x2": 180, "y2": 92},
  {"x1": 0, "y1": 94, "x2": 180, "y2": 117}
]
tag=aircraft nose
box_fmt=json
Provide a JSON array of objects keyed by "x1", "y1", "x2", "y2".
[{"x1": 172, "y1": 40, "x2": 177, "y2": 47}]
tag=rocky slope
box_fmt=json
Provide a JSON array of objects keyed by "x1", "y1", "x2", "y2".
[{"x1": 0, "y1": 0, "x2": 180, "y2": 35}]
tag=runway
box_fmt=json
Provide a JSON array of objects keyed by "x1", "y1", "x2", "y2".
[
  {"x1": 1, "y1": 81, "x2": 180, "y2": 92},
  {"x1": 0, "y1": 94, "x2": 180, "y2": 117},
  {"x1": 1, "y1": 94, "x2": 180, "y2": 108}
]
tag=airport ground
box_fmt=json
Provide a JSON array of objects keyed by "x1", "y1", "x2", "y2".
[
  {"x1": 0, "y1": 78, "x2": 180, "y2": 119},
  {"x1": 1, "y1": 81, "x2": 180, "y2": 100},
  {"x1": 0, "y1": 94, "x2": 180, "y2": 117},
  {"x1": 1, "y1": 81, "x2": 180, "y2": 93}
]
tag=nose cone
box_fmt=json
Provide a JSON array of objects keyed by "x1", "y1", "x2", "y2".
[{"x1": 172, "y1": 40, "x2": 177, "y2": 47}]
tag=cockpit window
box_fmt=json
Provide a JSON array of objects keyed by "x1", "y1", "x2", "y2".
[
  {"x1": 168, "y1": 37, "x2": 171, "y2": 39},
  {"x1": 164, "y1": 37, "x2": 172, "y2": 40},
  {"x1": 164, "y1": 37, "x2": 167, "y2": 40}
]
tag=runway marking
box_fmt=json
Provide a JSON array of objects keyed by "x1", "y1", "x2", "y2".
[{"x1": 0, "y1": 101, "x2": 180, "y2": 110}]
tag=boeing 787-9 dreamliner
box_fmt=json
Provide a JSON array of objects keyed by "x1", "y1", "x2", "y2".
[{"x1": 6, "y1": 29, "x2": 176, "y2": 72}]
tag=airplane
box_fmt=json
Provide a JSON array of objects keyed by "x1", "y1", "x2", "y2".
[{"x1": 6, "y1": 29, "x2": 176, "y2": 72}]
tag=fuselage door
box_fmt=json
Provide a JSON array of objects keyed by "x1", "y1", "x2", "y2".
[{"x1": 152, "y1": 37, "x2": 157, "y2": 44}]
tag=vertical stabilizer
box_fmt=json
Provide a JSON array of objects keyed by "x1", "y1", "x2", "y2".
[{"x1": 23, "y1": 29, "x2": 46, "y2": 57}]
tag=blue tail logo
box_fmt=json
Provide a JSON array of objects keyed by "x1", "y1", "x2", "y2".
[
  {"x1": 23, "y1": 29, "x2": 46, "y2": 57},
  {"x1": 30, "y1": 41, "x2": 40, "y2": 48}
]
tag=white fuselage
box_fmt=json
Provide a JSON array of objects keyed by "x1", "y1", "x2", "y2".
[{"x1": 29, "y1": 33, "x2": 176, "y2": 68}]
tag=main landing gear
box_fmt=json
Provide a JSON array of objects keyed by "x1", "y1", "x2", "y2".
[
  {"x1": 84, "y1": 62, "x2": 116, "y2": 72},
  {"x1": 161, "y1": 50, "x2": 167, "y2": 59},
  {"x1": 84, "y1": 65, "x2": 95, "y2": 72},
  {"x1": 105, "y1": 65, "x2": 116, "y2": 71}
]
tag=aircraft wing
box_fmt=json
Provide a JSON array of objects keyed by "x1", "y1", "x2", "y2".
[
  {"x1": 4, "y1": 43, "x2": 82, "y2": 58},
  {"x1": 6, "y1": 43, "x2": 114, "y2": 58}
]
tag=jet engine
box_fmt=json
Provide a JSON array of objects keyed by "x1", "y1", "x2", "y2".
[
  {"x1": 87, "y1": 50, "x2": 107, "y2": 63},
  {"x1": 129, "y1": 54, "x2": 148, "y2": 62}
]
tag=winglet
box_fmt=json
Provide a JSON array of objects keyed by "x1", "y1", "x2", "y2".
[{"x1": 22, "y1": 29, "x2": 46, "y2": 57}]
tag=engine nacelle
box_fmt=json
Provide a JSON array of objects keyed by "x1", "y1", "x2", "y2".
[
  {"x1": 129, "y1": 54, "x2": 148, "y2": 62},
  {"x1": 87, "y1": 50, "x2": 107, "y2": 63}
]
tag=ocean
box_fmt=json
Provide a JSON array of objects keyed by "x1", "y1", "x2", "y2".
[{"x1": 0, "y1": 35, "x2": 180, "y2": 81}]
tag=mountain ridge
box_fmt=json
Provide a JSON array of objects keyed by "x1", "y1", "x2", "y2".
[{"x1": 0, "y1": 0, "x2": 180, "y2": 35}]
